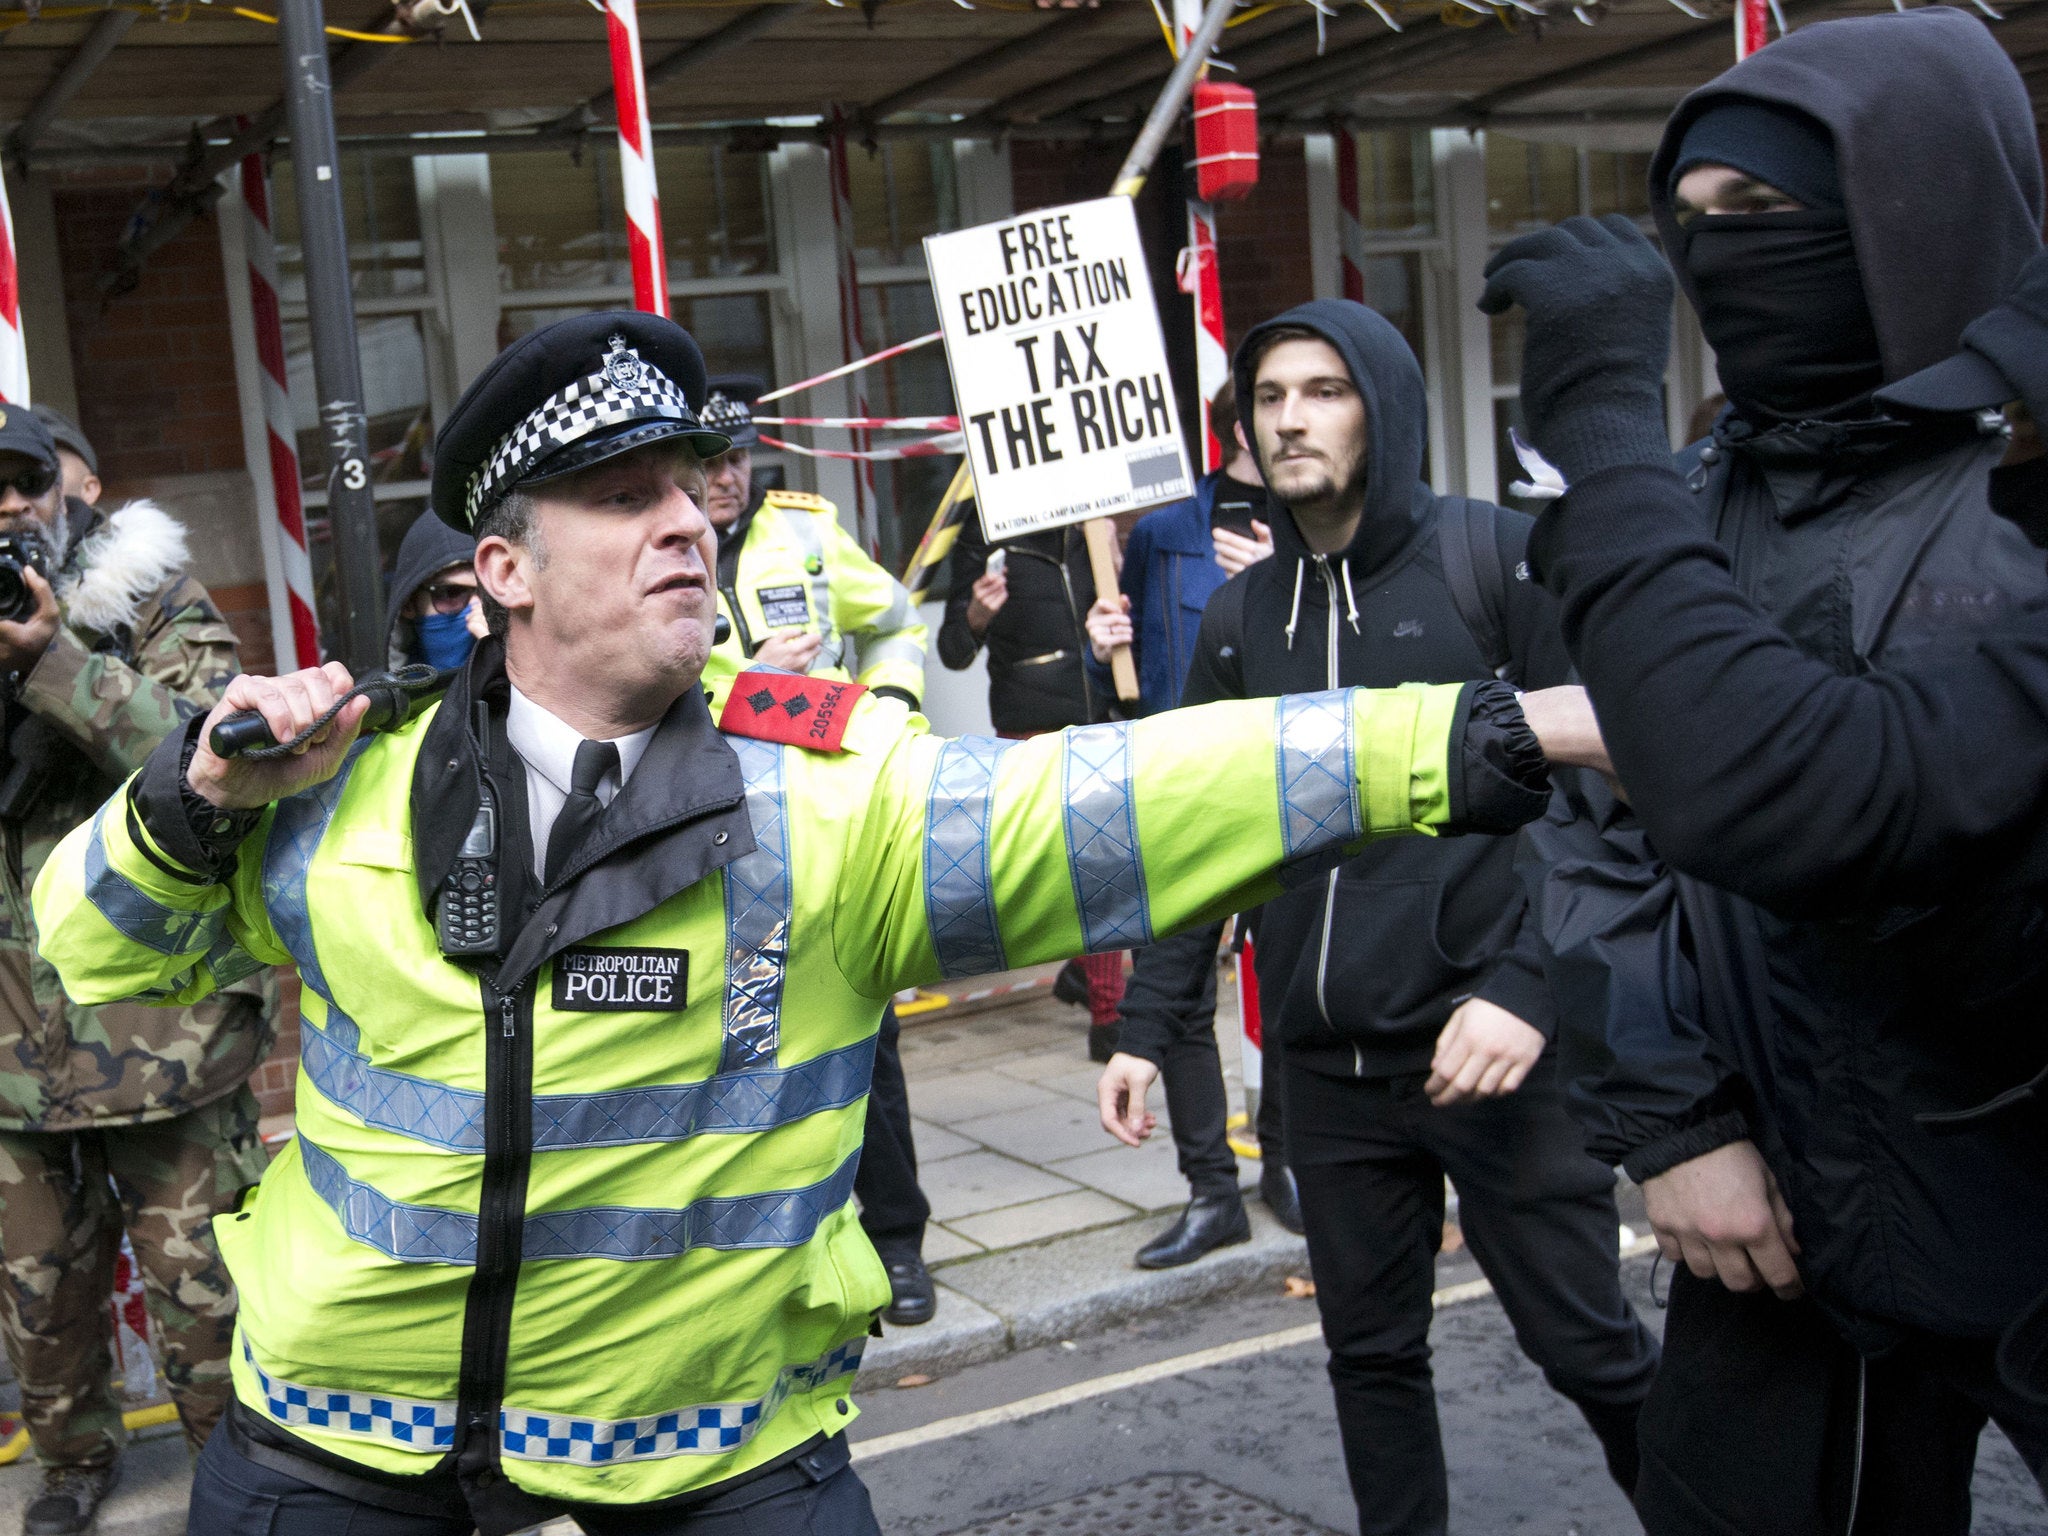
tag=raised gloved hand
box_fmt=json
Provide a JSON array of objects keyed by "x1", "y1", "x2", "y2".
[{"x1": 1478, "y1": 214, "x2": 1676, "y2": 486}]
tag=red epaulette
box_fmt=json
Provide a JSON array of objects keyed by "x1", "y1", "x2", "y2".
[{"x1": 718, "y1": 670, "x2": 867, "y2": 752}]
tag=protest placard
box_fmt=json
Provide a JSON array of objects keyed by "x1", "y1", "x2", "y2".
[{"x1": 924, "y1": 196, "x2": 1194, "y2": 541}]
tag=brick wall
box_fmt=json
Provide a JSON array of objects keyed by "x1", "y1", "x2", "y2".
[
  {"x1": 50, "y1": 165, "x2": 249, "y2": 494},
  {"x1": 1213, "y1": 139, "x2": 1316, "y2": 353}
]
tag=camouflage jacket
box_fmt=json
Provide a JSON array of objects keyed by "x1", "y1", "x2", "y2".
[{"x1": 0, "y1": 497, "x2": 270, "y2": 1131}]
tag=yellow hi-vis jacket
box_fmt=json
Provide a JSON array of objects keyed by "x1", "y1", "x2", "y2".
[
  {"x1": 31, "y1": 658, "x2": 1468, "y2": 1514},
  {"x1": 706, "y1": 488, "x2": 927, "y2": 710}
]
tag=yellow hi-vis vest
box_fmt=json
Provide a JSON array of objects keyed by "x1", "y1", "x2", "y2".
[
  {"x1": 706, "y1": 489, "x2": 927, "y2": 710},
  {"x1": 32, "y1": 681, "x2": 1462, "y2": 1509}
]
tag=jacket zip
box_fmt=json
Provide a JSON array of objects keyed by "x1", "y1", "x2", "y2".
[
  {"x1": 1310, "y1": 554, "x2": 1344, "y2": 1044},
  {"x1": 456, "y1": 979, "x2": 534, "y2": 1489}
]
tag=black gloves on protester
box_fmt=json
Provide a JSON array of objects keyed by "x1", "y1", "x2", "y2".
[{"x1": 1478, "y1": 214, "x2": 1677, "y2": 486}]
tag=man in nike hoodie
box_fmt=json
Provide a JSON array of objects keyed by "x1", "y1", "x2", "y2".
[{"x1": 1098, "y1": 300, "x2": 1658, "y2": 1536}]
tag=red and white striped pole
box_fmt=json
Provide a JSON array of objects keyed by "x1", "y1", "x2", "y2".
[
  {"x1": 238, "y1": 147, "x2": 323, "y2": 671},
  {"x1": 0, "y1": 173, "x2": 29, "y2": 405},
  {"x1": 1735, "y1": 0, "x2": 1770, "y2": 57},
  {"x1": 606, "y1": 0, "x2": 669, "y2": 317},
  {"x1": 1334, "y1": 129, "x2": 1367, "y2": 304},
  {"x1": 1176, "y1": 0, "x2": 1229, "y2": 472}
]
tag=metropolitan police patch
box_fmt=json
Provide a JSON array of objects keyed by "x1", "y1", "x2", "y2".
[{"x1": 553, "y1": 947, "x2": 689, "y2": 1012}]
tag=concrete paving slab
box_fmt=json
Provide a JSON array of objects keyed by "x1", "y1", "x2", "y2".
[
  {"x1": 906, "y1": 1119, "x2": 979, "y2": 1162},
  {"x1": 919, "y1": 1151, "x2": 1081, "y2": 1222},
  {"x1": 910, "y1": 1070, "x2": 1061, "y2": 1126},
  {"x1": 855, "y1": 1283, "x2": 1008, "y2": 1387},
  {"x1": 935, "y1": 1207, "x2": 1308, "y2": 1354},
  {"x1": 983, "y1": 1047, "x2": 1094, "y2": 1084},
  {"x1": 922, "y1": 1224, "x2": 985, "y2": 1264},
  {"x1": 947, "y1": 1190, "x2": 1137, "y2": 1250},
  {"x1": 1012, "y1": 1062, "x2": 1111, "y2": 1105},
  {"x1": 1049, "y1": 1140, "x2": 1193, "y2": 1213},
  {"x1": 949, "y1": 1097, "x2": 1112, "y2": 1164},
  {"x1": 0, "y1": 1431, "x2": 191, "y2": 1535}
]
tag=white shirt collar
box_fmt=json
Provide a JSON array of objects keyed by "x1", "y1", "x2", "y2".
[{"x1": 504, "y1": 685, "x2": 656, "y2": 801}]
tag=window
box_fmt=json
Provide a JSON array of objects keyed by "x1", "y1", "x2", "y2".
[
  {"x1": 1352, "y1": 128, "x2": 1434, "y2": 238},
  {"x1": 1340, "y1": 129, "x2": 1441, "y2": 485},
  {"x1": 844, "y1": 142, "x2": 961, "y2": 268}
]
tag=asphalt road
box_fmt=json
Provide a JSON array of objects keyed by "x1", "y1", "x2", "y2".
[{"x1": 849, "y1": 1252, "x2": 2046, "y2": 1536}]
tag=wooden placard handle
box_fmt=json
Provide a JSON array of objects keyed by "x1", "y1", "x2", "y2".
[{"x1": 1081, "y1": 516, "x2": 1139, "y2": 703}]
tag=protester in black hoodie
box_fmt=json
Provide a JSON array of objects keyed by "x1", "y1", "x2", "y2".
[
  {"x1": 1099, "y1": 300, "x2": 1657, "y2": 1536},
  {"x1": 1481, "y1": 12, "x2": 2048, "y2": 1530}
]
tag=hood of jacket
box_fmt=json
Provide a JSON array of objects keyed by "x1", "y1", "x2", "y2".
[
  {"x1": 58, "y1": 499, "x2": 189, "y2": 637},
  {"x1": 1231, "y1": 299, "x2": 1439, "y2": 643},
  {"x1": 1651, "y1": 9, "x2": 2042, "y2": 390},
  {"x1": 386, "y1": 511, "x2": 477, "y2": 657}
]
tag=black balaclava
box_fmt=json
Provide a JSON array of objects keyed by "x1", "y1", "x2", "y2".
[{"x1": 1670, "y1": 99, "x2": 1883, "y2": 423}]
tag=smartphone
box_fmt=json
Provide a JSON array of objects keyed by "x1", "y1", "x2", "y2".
[
  {"x1": 1213, "y1": 494, "x2": 1264, "y2": 540},
  {"x1": 985, "y1": 549, "x2": 1007, "y2": 578}
]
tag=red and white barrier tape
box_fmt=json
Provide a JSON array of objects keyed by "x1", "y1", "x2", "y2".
[
  {"x1": 759, "y1": 431, "x2": 963, "y2": 463},
  {"x1": 755, "y1": 330, "x2": 943, "y2": 405},
  {"x1": 605, "y1": 0, "x2": 668, "y2": 316},
  {"x1": 238, "y1": 143, "x2": 323, "y2": 670},
  {"x1": 1334, "y1": 130, "x2": 1367, "y2": 305}
]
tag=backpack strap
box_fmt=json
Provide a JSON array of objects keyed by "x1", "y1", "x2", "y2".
[{"x1": 1436, "y1": 496, "x2": 1513, "y2": 680}]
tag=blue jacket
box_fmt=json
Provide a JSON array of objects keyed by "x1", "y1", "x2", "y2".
[{"x1": 1089, "y1": 471, "x2": 1238, "y2": 715}]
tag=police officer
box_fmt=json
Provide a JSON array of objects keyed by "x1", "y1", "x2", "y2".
[
  {"x1": 697, "y1": 376, "x2": 937, "y2": 1326},
  {"x1": 697, "y1": 375, "x2": 926, "y2": 712},
  {"x1": 32, "y1": 312, "x2": 1556, "y2": 1535},
  {"x1": 0, "y1": 410, "x2": 268, "y2": 1536}
]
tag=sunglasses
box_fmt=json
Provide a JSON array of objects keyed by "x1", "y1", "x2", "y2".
[
  {"x1": 423, "y1": 581, "x2": 479, "y2": 615},
  {"x1": 0, "y1": 464, "x2": 57, "y2": 501}
]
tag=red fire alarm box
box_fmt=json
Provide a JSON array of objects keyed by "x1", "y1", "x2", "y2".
[{"x1": 1192, "y1": 81, "x2": 1259, "y2": 202}]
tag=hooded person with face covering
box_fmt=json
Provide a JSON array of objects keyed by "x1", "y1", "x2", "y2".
[{"x1": 1481, "y1": 12, "x2": 2048, "y2": 1532}]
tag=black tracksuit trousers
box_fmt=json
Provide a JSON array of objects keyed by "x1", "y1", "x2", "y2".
[
  {"x1": 1636, "y1": 1269, "x2": 2048, "y2": 1536},
  {"x1": 854, "y1": 1004, "x2": 929, "y2": 1262},
  {"x1": 1285, "y1": 1056, "x2": 1659, "y2": 1536}
]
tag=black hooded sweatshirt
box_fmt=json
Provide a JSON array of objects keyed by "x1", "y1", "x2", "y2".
[
  {"x1": 1528, "y1": 9, "x2": 2048, "y2": 1348},
  {"x1": 1116, "y1": 300, "x2": 1570, "y2": 1081}
]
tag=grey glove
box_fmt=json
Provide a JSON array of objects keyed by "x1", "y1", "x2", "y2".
[{"x1": 1478, "y1": 214, "x2": 1676, "y2": 485}]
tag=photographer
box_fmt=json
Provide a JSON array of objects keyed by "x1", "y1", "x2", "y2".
[{"x1": 0, "y1": 411, "x2": 267, "y2": 1536}]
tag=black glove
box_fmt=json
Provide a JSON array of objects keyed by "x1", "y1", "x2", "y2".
[
  {"x1": 1477, "y1": 214, "x2": 1676, "y2": 486},
  {"x1": 1957, "y1": 246, "x2": 2048, "y2": 430}
]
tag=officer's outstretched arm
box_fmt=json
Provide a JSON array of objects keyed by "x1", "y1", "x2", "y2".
[
  {"x1": 30, "y1": 666, "x2": 364, "y2": 1008},
  {"x1": 836, "y1": 681, "x2": 1545, "y2": 996}
]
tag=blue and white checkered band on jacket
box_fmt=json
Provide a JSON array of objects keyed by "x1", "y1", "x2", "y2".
[
  {"x1": 699, "y1": 390, "x2": 754, "y2": 439},
  {"x1": 465, "y1": 335, "x2": 696, "y2": 527}
]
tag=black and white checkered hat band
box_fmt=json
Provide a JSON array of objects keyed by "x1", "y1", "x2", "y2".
[
  {"x1": 700, "y1": 391, "x2": 754, "y2": 436},
  {"x1": 465, "y1": 358, "x2": 694, "y2": 526}
]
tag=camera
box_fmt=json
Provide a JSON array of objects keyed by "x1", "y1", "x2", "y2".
[{"x1": 0, "y1": 528, "x2": 53, "y2": 624}]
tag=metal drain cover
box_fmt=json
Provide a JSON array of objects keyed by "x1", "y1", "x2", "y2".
[{"x1": 946, "y1": 1473, "x2": 1337, "y2": 1535}]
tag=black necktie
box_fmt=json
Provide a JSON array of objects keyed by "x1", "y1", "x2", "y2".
[{"x1": 546, "y1": 739, "x2": 619, "y2": 883}]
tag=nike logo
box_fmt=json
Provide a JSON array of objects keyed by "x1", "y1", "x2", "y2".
[{"x1": 1393, "y1": 619, "x2": 1424, "y2": 639}]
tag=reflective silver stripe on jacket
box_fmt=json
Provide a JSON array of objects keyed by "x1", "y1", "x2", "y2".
[
  {"x1": 722, "y1": 736, "x2": 791, "y2": 1072},
  {"x1": 1274, "y1": 690, "x2": 1363, "y2": 858},
  {"x1": 300, "y1": 1018, "x2": 874, "y2": 1153},
  {"x1": 82, "y1": 804, "x2": 230, "y2": 957},
  {"x1": 261, "y1": 740, "x2": 373, "y2": 1009},
  {"x1": 1061, "y1": 723, "x2": 1153, "y2": 952},
  {"x1": 923, "y1": 736, "x2": 1016, "y2": 977},
  {"x1": 297, "y1": 1134, "x2": 862, "y2": 1265}
]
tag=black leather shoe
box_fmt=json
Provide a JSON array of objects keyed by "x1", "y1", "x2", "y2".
[
  {"x1": 1136, "y1": 1193, "x2": 1251, "y2": 1269},
  {"x1": 1052, "y1": 959, "x2": 1089, "y2": 1007},
  {"x1": 882, "y1": 1255, "x2": 937, "y2": 1326},
  {"x1": 25, "y1": 1463, "x2": 118, "y2": 1536},
  {"x1": 1260, "y1": 1163, "x2": 1305, "y2": 1235}
]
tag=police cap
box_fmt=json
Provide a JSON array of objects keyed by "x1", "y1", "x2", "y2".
[
  {"x1": 701, "y1": 374, "x2": 765, "y2": 450},
  {"x1": 431, "y1": 311, "x2": 731, "y2": 532}
]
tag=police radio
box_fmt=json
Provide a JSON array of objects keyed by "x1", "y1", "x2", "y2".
[{"x1": 437, "y1": 784, "x2": 501, "y2": 958}]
